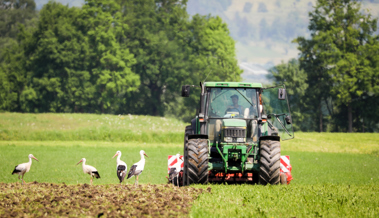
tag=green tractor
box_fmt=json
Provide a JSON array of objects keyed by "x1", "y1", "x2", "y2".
[{"x1": 181, "y1": 82, "x2": 294, "y2": 185}]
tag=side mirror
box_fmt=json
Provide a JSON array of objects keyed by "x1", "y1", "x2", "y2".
[
  {"x1": 278, "y1": 88, "x2": 286, "y2": 100},
  {"x1": 285, "y1": 115, "x2": 292, "y2": 124},
  {"x1": 181, "y1": 85, "x2": 190, "y2": 97}
]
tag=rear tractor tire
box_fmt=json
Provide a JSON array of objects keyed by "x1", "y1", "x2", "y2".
[
  {"x1": 187, "y1": 138, "x2": 209, "y2": 185},
  {"x1": 259, "y1": 140, "x2": 281, "y2": 185}
]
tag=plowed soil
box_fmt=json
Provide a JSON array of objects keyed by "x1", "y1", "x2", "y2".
[{"x1": 0, "y1": 182, "x2": 210, "y2": 217}]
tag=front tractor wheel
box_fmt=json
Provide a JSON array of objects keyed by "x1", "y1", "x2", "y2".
[
  {"x1": 259, "y1": 140, "x2": 281, "y2": 185},
  {"x1": 187, "y1": 139, "x2": 209, "y2": 185}
]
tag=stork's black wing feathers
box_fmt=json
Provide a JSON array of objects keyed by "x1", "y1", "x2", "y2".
[
  {"x1": 92, "y1": 171, "x2": 100, "y2": 179},
  {"x1": 117, "y1": 165, "x2": 127, "y2": 183},
  {"x1": 168, "y1": 167, "x2": 178, "y2": 181},
  {"x1": 117, "y1": 165, "x2": 126, "y2": 171},
  {"x1": 127, "y1": 165, "x2": 137, "y2": 179},
  {"x1": 12, "y1": 165, "x2": 21, "y2": 174}
]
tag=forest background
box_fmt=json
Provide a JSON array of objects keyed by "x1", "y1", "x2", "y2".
[{"x1": 0, "y1": 0, "x2": 378, "y2": 133}]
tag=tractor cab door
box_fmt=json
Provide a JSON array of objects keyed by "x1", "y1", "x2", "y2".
[{"x1": 262, "y1": 85, "x2": 294, "y2": 140}]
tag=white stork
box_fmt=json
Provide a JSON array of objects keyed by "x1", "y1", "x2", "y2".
[
  {"x1": 112, "y1": 151, "x2": 128, "y2": 186},
  {"x1": 168, "y1": 153, "x2": 183, "y2": 187},
  {"x1": 76, "y1": 158, "x2": 100, "y2": 185},
  {"x1": 127, "y1": 150, "x2": 148, "y2": 186},
  {"x1": 12, "y1": 154, "x2": 39, "y2": 185}
]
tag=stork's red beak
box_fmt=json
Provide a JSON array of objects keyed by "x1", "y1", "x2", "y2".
[
  {"x1": 32, "y1": 157, "x2": 39, "y2": 162},
  {"x1": 144, "y1": 153, "x2": 149, "y2": 158},
  {"x1": 180, "y1": 156, "x2": 183, "y2": 161},
  {"x1": 112, "y1": 153, "x2": 118, "y2": 159},
  {"x1": 76, "y1": 159, "x2": 83, "y2": 165}
]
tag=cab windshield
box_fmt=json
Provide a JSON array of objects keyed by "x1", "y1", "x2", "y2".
[{"x1": 207, "y1": 88, "x2": 259, "y2": 119}]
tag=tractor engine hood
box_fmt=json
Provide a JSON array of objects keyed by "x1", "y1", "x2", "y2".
[
  {"x1": 222, "y1": 119, "x2": 246, "y2": 127},
  {"x1": 221, "y1": 119, "x2": 246, "y2": 143}
]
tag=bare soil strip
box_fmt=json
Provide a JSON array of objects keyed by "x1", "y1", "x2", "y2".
[{"x1": 0, "y1": 182, "x2": 210, "y2": 217}]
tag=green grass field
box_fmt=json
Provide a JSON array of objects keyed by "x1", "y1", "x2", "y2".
[
  {"x1": 0, "y1": 141, "x2": 183, "y2": 185},
  {"x1": 1, "y1": 113, "x2": 379, "y2": 217},
  {"x1": 0, "y1": 113, "x2": 185, "y2": 143},
  {"x1": 191, "y1": 184, "x2": 379, "y2": 217}
]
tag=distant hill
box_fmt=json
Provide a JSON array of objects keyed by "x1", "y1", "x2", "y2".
[
  {"x1": 187, "y1": 0, "x2": 379, "y2": 63},
  {"x1": 186, "y1": 0, "x2": 379, "y2": 83},
  {"x1": 34, "y1": 0, "x2": 379, "y2": 84}
]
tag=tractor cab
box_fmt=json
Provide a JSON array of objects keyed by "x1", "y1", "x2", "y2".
[{"x1": 183, "y1": 82, "x2": 294, "y2": 143}]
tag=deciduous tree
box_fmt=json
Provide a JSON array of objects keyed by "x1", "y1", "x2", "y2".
[
  {"x1": 20, "y1": 0, "x2": 139, "y2": 113},
  {"x1": 118, "y1": 0, "x2": 241, "y2": 119},
  {"x1": 295, "y1": 0, "x2": 379, "y2": 132}
]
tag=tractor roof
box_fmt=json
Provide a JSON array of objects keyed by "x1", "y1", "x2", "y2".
[{"x1": 204, "y1": 82, "x2": 262, "y2": 88}]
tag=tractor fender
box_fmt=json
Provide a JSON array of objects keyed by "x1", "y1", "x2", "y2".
[
  {"x1": 188, "y1": 134, "x2": 208, "y2": 140},
  {"x1": 191, "y1": 118, "x2": 196, "y2": 134},
  {"x1": 259, "y1": 135, "x2": 280, "y2": 142}
]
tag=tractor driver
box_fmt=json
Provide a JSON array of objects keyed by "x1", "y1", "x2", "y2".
[{"x1": 225, "y1": 94, "x2": 244, "y2": 116}]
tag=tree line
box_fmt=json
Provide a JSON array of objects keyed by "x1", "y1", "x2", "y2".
[
  {"x1": 1, "y1": 0, "x2": 378, "y2": 132},
  {"x1": 269, "y1": 0, "x2": 379, "y2": 133},
  {"x1": 0, "y1": 0, "x2": 241, "y2": 121}
]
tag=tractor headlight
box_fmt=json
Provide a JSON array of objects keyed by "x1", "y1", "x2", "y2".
[
  {"x1": 224, "y1": 137, "x2": 232, "y2": 142},
  {"x1": 236, "y1": 137, "x2": 245, "y2": 143}
]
